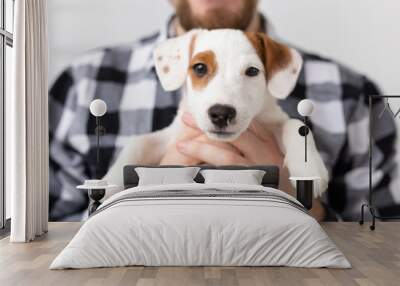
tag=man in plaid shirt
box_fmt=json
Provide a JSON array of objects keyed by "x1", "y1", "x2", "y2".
[{"x1": 49, "y1": 0, "x2": 398, "y2": 221}]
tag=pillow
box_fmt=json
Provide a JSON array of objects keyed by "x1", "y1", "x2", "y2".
[
  {"x1": 200, "y1": 169, "x2": 266, "y2": 185},
  {"x1": 135, "y1": 167, "x2": 200, "y2": 186}
]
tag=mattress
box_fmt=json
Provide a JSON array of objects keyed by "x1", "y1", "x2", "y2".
[{"x1": 50, "y1": 183, "x2": 350, "y2": 269}]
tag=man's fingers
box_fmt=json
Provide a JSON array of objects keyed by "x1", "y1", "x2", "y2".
[
  {"x1": 230, "y1": 123, "x2": 284, "y2": 166},
  {"x1": 248, "y1": 120, "x2": 275, "y2": 141},
  {"x1": 177, "y1": 140, "x2": 248, "y2": 165},
  {"x1": 182, "y1": 112, "x2": 199, "y2": 130},
  {"x1": 194, "y1": 134, "x2": 242, "y2": 154},
  {"x1": 178, "y1": 127, "x2": 202, "y2": 141},
  {"x1": 174, "y1": 112, "x2": 202, "y2": 142},
  {"x1": 159, "y1": 147, "x2": 201, "y2": 166},
  {"x1": 177, "y1": 115, "x2": 202, "y2": 141},
  {"x1": 231, "y1": 130, "x2": 265, "y2": 159}
]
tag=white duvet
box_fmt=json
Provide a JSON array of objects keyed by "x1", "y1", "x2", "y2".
[{"x1": 50, "y1": 183, "x2": 350, "y2": 269}]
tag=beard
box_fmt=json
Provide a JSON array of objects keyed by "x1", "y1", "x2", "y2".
[{"x1": 175, "y1": 0, "x2": 258, "y2": 30}]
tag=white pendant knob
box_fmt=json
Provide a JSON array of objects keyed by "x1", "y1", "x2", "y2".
[
  {"x1": 297, "y1": 99, "x2": 314, "y2": 117},
  {"x1": 90, "y1": 99, "x2": 107, "y2": 117}
]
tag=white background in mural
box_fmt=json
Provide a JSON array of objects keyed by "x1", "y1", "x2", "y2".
[{"x1": 48, "y1": 0, "x2": 400, "y2": 94}]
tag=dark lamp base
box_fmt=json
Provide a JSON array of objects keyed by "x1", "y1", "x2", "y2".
[
  {"x1": 88, "y1": 188, "x2": 106, "y2": 215},
  {"x1": 296, "y1": 180, "x2": 313, "y2": 210}
]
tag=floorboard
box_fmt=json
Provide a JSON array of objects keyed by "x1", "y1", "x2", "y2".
[{"x1": 0, "y1": 222, "x2": 399, "y2": 286}]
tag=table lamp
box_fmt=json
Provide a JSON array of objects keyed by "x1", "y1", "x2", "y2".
[
  {"x1": 290, "y1": 99, "x2": 319, "y2": 210},
  {"x1": 77, "y1": 99, "x2": 115, "y2": 215},
  {"x1": 89, "y1": 99, "x2": 107, "y2": 179}
]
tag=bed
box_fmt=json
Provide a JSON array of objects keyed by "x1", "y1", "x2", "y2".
[{"x1": 50, "y1": 165, "x2": 350, "y2": 269}]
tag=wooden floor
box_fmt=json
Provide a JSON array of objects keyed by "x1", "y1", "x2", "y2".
[{"x1": 0, "y1": 222, "x2": 399, "y2": 286}]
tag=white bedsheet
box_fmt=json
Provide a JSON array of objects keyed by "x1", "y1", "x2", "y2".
[{"x1": 50, "y1": 183, "x2": 350, "y2": 269}]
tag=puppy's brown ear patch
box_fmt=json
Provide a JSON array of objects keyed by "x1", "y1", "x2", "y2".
[
  {"x1": 154, "y1": 29, "x2": 202, "y2": 91},
  {"x1": 245, "y1": 32, "x2": 303, "y2": 99},
  {"x1": 188, "y1": 50, "x2": 218, "y2": 90},
  {"x1": 245, "y1": 32, "x2": 266, "y2": 65},
  {"x1": 245, "y1": 32, "x2": 292, "y2": 80}
]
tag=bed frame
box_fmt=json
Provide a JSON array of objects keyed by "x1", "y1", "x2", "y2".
[{"x1": 123, "y1": 165, "x2": 280, "y2": 190}]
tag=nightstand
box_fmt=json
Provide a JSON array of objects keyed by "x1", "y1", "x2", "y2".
[
  {"x1": 77, "y1": 180, "x2": 117, "y2": 215},
  {"x1": 289, "y1": 176, "x2": 320, "y2": 210}
]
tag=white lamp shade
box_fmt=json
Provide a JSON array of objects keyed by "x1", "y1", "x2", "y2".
[
  {"x1": 297, "y1": 99, "x2": 314, "y2": 117},
  {"x1": 90, "y1": 99, "x2": 107, "y2": 117}
]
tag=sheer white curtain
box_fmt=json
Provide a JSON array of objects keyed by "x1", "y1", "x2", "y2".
[{"x1": 7, "y1": 0, "x2": 49, "y2": 242}]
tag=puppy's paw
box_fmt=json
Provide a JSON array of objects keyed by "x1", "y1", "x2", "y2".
[{"x1": 313, "y1": 170, "x2": 329, "y2": 198}]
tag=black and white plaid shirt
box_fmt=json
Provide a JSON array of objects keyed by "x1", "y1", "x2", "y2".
[{"x1": 49, "y1": 15, "x2": 399, "y2": 221}]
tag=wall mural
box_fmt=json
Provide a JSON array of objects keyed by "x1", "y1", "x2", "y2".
[{"x1": 48, "y1": 0, "x2": 399, "y2": 223}]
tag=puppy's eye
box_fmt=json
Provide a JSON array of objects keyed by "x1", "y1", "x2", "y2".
[
  {"x1": 245, "y1": 67, "x2": 260, "y2": 77},
  {"x1": 193, "y1": 63, "x2": 208, "y2": 77}
]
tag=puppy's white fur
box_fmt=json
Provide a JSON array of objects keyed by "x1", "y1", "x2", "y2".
[{"x1": 103, "y1": 29, "x2": 329, "y2": 199}]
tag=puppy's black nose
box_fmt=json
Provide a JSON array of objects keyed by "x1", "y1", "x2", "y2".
[{"x1": 208, "y1": 104, "x2": 236, "y2": 129}]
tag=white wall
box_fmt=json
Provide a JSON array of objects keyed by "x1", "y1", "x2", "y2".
[{"x1": 49, "y1": 0, "x2": 400, "y2": 94}]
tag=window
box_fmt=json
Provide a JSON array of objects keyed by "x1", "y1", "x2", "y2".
[{"x1": 0, "y1": 0, "x2": 14, "y2": 231}]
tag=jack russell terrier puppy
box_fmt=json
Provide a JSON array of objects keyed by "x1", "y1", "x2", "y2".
[{"x1": 103, "y1": 29, "x2": 329, "y2": 198}]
